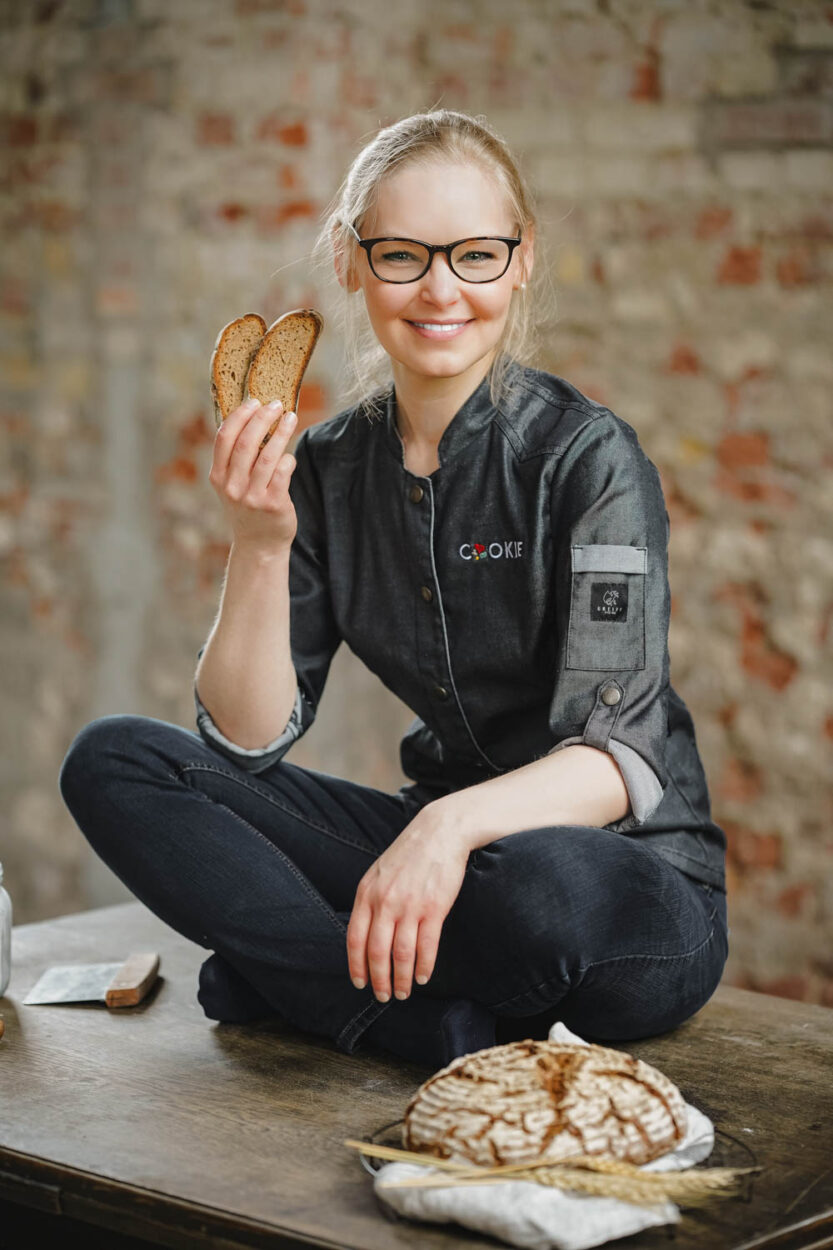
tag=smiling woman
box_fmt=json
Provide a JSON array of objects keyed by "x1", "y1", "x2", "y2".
[{"x1": 59, "y1": 108, "x2": 729, "y2": 1073}]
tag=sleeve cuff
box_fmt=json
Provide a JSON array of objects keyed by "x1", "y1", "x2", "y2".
[
  {"x1": 546, "y1": 736, "x2": 664, "y2": 826},
  {"x1": 194, "y1": 683, "x2": 305, "y2": 772}
]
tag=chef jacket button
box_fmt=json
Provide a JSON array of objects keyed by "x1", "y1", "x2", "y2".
[
  {"x1": 433, "y1": 684, "x2": 449, "y2": 700},
  {"x1": 600, "y1": 685, "x2": 621, "y2": 706},
  {"x1": 420, "y1": 585, "x2": 433, "y2": 602},
  {"x1": 409, "y1": 485, "x2": 424, "y2": 503}
]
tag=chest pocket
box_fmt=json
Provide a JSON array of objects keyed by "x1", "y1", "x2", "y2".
[{"x1": 566, "y1": 544, "x2": 647, "y2": 671}]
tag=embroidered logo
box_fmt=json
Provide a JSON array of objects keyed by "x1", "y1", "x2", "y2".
[
  {"x1": 591, "y1": 581, "x2": 628, "y2": 622},
  {"x1": 459, "y1": 540, "x2": 524, "y2": 561}
]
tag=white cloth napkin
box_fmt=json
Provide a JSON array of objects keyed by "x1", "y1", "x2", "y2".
[{"x1": 373, "y1": 1022, "x2": 714, "y2": 1250}]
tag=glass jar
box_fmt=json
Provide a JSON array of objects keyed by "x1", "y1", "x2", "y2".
[{"x1": 0, "y1": 861, "x2": 12, "y2": 998}]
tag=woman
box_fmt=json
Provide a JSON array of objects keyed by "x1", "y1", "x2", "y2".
[{"x1": 59, "y1": 109, "x2": 729, "y2": 1069}]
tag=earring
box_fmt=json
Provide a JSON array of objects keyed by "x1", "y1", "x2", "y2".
[{"x1": 520, "y1": 282, "x2": 527, "y2": 289}]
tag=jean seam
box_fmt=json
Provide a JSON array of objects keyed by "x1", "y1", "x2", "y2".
[
  {"x1": 336, "y1": 995, "x2": 390, "y2": 1050},
  {"x1": 579, "y1": 920, "x2": 718, "y2": 975},
  {"x1": 176, "y1": 761, "x2": 377, "y2": 858},
  {"x1": 489, "y1": 921, "x2": 718, "y2": 1014},
  {"x1": 176, "y1": 767, "x2": 386, "y2": 1049},
  {"x1": 202, "y1": 795, "x2": 350, "y2": 939}
]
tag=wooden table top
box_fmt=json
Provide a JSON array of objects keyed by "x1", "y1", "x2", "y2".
[{"x1": 1, "y1": 901, "x2": 832, "y2": 1250}]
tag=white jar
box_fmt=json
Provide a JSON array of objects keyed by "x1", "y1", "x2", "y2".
[{"x1": 0, "y1": 861, "x2": 12, "y2": 998}]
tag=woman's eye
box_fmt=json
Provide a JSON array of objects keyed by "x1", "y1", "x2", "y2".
[
  {"x1": 381, "y1": 249, "x2": 419, "y2": 263},
  {"x1": 461, "y1": 249, "x2": 493, "y2": 262}
]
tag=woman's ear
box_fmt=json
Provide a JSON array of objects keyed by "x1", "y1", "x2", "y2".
[
  {"x1": 332, "y1": 223, "x2": 359, "y2": 293},
  {"x1": 516, "y1": 224, "x2": 535, "y2": 288}
]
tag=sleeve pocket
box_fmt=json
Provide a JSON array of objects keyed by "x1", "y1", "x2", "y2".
[{"x1": 566, "y1": 544, "x2": 647, "y2": 671}]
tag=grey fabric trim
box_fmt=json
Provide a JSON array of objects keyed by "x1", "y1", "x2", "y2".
[
  {"x1": 606, "y1": 737, "x2": 664, "y2": 823},
  {"x1": 194, "y1": 683, "x2": 304, "y2": 759},
  {"x1": 546, "y1": 734, "x2": 663, "y2": 825},
  {"x1": 571, "y1": 544, "x2": 647, "y2": 574}
]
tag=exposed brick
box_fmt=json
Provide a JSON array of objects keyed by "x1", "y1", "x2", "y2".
[
  {"x1": 339, "y1": 69, "x2": 378, "y2": 109},
  {"x1": 824, "y1": 713, "x2": 833, "y2": 741},
  {"x1": 255, "y1": 117, "x2": 308, "y2": 146},
  {"x1": 714, "y1": 580, "x2": 799, "y2": 689},
  {"x1": 717, "y1": 245, "x2": 762, "y2": 284},
  {"x1": 196, "y1": 113, "x2": 235, "y2": 145},
  {"x1": 218, "y1": 203, "x2": 248, "y2": 223},
  {"x1": 703, "y1": 97, "x2": 833, "y2": 148},
  {"x1": 695, "y1": 206, "x2": 733, "y2": 238},
  {"x1": 714, "y1": 469, "x2": 797, "y2": 509},
  {"x1": 776, "y1": 882, "x2": 816, "y2": 918},
  {"x1": 667, "y1": 343, "x2": 701, "y2": 374},
  {"x1": 179, "y1": 412, "x2": 213, "y2": 452},
  {"x1": 254, "y1": 200, "x2": 318, "y2": 231},
  {"x1": 155, "y1": 456, "x2": 198, "y2": 485},
  {"x1": 296, "y1": 380, "x2": 327, "y2": 425},
  {"x1": 278, "y1": 163, "x2": 300, "y2": 189},
  {"x1": 718, "y1": 756, "x2": 765, "y2": 803},
  {"x1": 716, "y1": 431, "x2": 769, "y2": 470},
  {"x1": 717, "y1": 702, "x2": 738, "y2": 729},
  {"x1": 631, "y1": 49, "x2": 661, "y2": 101},
  {"x1": 754, "y1": 975, "x2": 810, "y2": 1002},
  {"x1": 723, "y1": 818, "x2": 783, "y2": 870},
  {"x1": 5, "y1": 116, "x2": 38, "y2": 146},
  {"x1": 775, "y1": 245, "x2": 821, "y2": 286},
  {"x1": 1, "y1": 278, "x2": 32, "y2": 317}
]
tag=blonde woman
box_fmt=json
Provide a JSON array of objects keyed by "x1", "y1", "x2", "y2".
[{"x1": 59, "y1": 110, "x2": 728, "y2": 1069}]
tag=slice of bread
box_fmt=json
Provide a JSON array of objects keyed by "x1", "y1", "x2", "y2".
[
  {"x1": 245, "y1": 308, "x2": 324, "y2": 441},
  {"x1": 210, "y1": 313, "x2": 267, "y2": 428}
]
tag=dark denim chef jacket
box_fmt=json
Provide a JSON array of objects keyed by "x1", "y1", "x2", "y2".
[{"x1": 195, "y1": 361, "x2": 727, "y2": 892}]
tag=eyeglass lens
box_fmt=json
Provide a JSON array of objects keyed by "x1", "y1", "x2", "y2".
[{"x1": 369, "y1": 239, "x2": 512, "y2": 283}]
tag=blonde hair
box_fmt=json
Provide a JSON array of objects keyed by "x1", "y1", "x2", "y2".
[{"x1": 309, "y1": 108, "x2": 557, "y2": 420}]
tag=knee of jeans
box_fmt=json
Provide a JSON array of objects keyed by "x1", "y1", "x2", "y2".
[
  {"x1": 471, "y1": 840, "x2": 585, "y2": 970},
  {"x1": 59, "y1": 714, "x2": 152, "y2": 802}
]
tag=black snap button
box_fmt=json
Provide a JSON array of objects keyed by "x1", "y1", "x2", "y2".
[
  {"x1": 409, "y1": 485, "x2": 424, "y2": 503},
  {"x1": 420, "y1": 585, "x2": 433, "y2": 602},
  {"x1": 433, "y1": 684, "x2": 449, "y2": 700},
  {"x1": 601, "y1": 685, "x2": 621, "y2": 706}
]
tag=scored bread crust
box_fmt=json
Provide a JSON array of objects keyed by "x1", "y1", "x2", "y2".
[
  {"x1": 210, "y1": 313, "x2": 267, "y2": 428},
  {"x1": 402, "y1": 1038, "x2": 688, "y2": 1169},
  {"x1": 245, "y1": 308, "x2": 324, "y2": 442}
]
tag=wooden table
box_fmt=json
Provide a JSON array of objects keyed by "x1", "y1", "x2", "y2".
[{"x1": 1, "y1": 902, "x2": 832, "y2": 1250}]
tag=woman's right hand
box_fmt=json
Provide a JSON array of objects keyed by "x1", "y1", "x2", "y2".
[{"x1": 208, "y1": 398, "x2": 299, "y2": 552}]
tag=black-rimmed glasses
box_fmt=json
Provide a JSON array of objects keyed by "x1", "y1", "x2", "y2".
[{"x1": 346, "y1": 221, "x2": 522, "y2": 284}]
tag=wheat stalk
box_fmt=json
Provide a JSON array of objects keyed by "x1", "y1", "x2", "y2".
[{"x1": 344, "y1": 1139, "x2": 760, "y2": 1208}]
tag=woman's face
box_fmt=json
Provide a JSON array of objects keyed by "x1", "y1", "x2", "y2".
[{"x1": 340, "y1": 159, "x2": 533, "y2": 391}]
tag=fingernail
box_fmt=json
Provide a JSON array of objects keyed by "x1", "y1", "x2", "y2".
[
  {"x1": 352, "y1": 976, "x2": 366, "y2": 990},
  {"x1": 377, "y1": 992, "x2": 390, "y2": 1003},
  {"x1": 267, "y1": 400, "x2": 283, "y2": 412},
  {"x1": 243, "y1": 398, "x2": 259, "y2": 411},
  {"x1": 395, "y1": 989, "x2": 408, "y2": 1000},
  {"x1": 415, "y1": 974, "x2": 428, "y2": 985},
  {"x1": 283, "y1": 410, "x2": 296, "y2": 426}
]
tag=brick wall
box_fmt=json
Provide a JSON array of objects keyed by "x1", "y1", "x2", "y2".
[{"x1": 1, "y1": 0, "x2": 831, "y2": 1006}]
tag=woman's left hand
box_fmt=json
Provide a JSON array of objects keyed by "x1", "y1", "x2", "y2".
[{"x1": 346, "y1": 803, "x2": 472, "y2": 1001}]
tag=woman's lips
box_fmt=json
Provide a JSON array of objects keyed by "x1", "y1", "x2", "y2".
[{"x1": 406, "y1": 319, "x2": 472, "y2": 340}]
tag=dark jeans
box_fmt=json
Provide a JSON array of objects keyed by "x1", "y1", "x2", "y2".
[{"x1": 58, "y1": 714, "x2": 729, "y2": 1057}]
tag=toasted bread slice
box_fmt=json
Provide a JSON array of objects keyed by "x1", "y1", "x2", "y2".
[
  {"x1": 245, "y1": 308, "x2": 324, "y2": 441},
  {"x1": 210, "y1": 313, "x2": 267, "y2": 428}
]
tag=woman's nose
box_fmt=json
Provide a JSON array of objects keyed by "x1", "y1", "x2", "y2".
[{"x1": 419, "y1": 253, "x2": 460, "y2": 302}]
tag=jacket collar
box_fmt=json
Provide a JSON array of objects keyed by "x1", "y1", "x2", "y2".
[{"x1": 383, "y1": 366, "x2": 503, "y2": 471}]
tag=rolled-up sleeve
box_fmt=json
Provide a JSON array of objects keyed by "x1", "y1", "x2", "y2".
[
  {"x1": 193, "y1": 426, "x2": 341, "y2": 773},
  {"x1": 546, "y1": 413, "x2": 671, "y2": 829}
]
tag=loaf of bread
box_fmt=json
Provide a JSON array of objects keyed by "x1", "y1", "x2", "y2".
[
  {"x1": 210, "y1": 308, "x2": 324, "y2": 442},
  {"x1": 402, "y1": 1038, "x2": 688, "y2": 1169}
]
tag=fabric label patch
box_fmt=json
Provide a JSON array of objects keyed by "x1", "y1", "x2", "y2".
[{"x1": 590, "y1": 581, "x2": 628, "y2": 622}]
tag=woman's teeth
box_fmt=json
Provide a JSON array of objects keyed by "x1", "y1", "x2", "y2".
[{"x1": 410, "y1": 321, "x2": 468, "y2": 333}]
